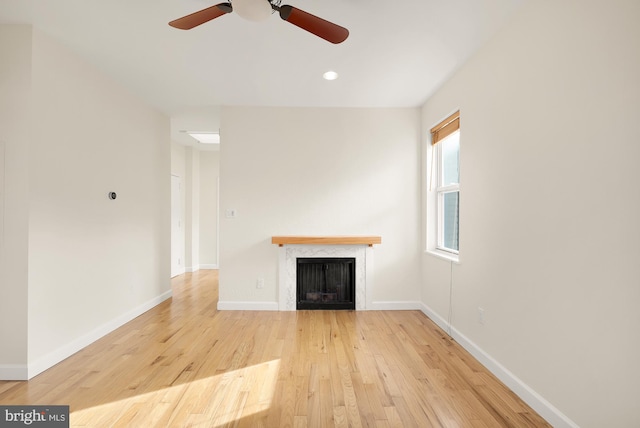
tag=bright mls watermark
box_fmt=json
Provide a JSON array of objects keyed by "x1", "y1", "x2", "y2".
[{"x1": 0, "y1": 406, "x2": 69, "y2": 427}]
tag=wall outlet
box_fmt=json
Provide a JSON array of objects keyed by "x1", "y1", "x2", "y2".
[
  {"x1": 478, "y1": 307, "x2": 485, "y2": 325},
  {"x1": 256, "y1": 278, "x2": 265, "y2": 289},
  {"x1": 225, "y1": 209, "x2": 237, "y2": 219}
]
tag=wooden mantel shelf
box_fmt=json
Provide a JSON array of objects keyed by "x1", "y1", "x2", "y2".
[{"x1": 272, "y1": 236, "x2": 382, "y2": 247}]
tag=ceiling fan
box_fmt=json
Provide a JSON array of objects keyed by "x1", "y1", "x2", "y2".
[{"x1": 169, "y1": 0, "x2": 349, "y2": 44}]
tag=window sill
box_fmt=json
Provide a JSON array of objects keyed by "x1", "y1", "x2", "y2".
[{"x1": 426, "y1": 249, "x2": 460, "y2": 264}]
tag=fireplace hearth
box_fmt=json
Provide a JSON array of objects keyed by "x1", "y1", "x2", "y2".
[{"x1": 297, "y1": 257, "x2": 355, "y2": 310}]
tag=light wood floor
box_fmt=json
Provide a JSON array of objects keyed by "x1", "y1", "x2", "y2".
[{"x1": 0, "y1": 271, "x2": 551, "y2": 427}]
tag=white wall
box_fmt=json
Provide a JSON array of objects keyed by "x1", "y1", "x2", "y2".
[
  {"x1": 219, "y1": 106, "x2": 421, "y2": 307},
  {"x1": 199, "y1": 151, "x2": 219, "y2": 268},
  {"x1": 421, "y1": 1, "x2": 640, "y2": 427},
  {"x1": 171, "y1": 142, "x2": 187, "y2": 276},
  {"x1": 0, "y1": 25, "x2": 31, "y2": 378},
  {"x1": 171, "y1": 142, "x2": 187, "y2": 177},
  {"x1": 184, "y1": 148, "x2": 200, "y2": 271},
  {"x1": 0, "y1": 26, "x2": 171, "y2": 379}
]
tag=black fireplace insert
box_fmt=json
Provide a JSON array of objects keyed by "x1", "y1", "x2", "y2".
[{"x1": 296, "y1": 257, "x2": 355, "y2": 310}]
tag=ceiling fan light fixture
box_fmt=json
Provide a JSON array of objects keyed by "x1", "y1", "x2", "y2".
[{"x1": 233, "y1": 0, "x2": 272, "y2": 22}]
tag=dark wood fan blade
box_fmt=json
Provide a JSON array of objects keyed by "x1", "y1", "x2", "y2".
[
  {"x1": 169, "y1": 3, "x2": 232, "y2": 30},
  {"x1": 278, "y1": 5, "x2": 349, "y2": 44}
]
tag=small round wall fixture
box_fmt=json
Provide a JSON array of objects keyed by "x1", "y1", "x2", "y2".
[{"x1": 108, "y1": 192, "x2": 117, "y2": 200}]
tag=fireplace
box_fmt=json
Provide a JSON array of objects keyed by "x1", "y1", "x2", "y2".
[
  {"x1": 272, "y1": 236, "x2": 381, "y2": 311},
  {"x1": 297, "y1": 258, "x2": 355, "y2": 310}
]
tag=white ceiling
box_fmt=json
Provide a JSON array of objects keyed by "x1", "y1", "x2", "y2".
[{"x1": 0, "y1": 0, "x2": 525, "y2": 148}]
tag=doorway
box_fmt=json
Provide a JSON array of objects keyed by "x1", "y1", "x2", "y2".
[{"x1": 171, "y1": 174, "x2": 185, "y2": 277}]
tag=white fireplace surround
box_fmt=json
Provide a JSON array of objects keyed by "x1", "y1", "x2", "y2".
[{"x1": 277, "y1": 244, "x2": 375, "y2": 310}]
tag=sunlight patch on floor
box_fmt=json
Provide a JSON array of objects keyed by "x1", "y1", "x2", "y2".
[{"x1": 70, "y1": 359, "x2": 281, "y2": 427}]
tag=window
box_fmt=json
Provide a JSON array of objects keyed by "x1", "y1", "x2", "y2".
[{"x1": 428, "y1": 111, "x2": 460, "y2": 258}]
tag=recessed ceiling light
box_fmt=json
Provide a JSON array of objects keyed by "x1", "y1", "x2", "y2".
[
  {"x1": 323, "y1": 70, "x2": 339, "y2": 81},
  {"x1": 187, "y1": 132, "x2": 220, "y2": 144}
]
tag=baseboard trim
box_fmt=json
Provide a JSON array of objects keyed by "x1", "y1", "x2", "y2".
[
  {"x1": 27, "y1": 289, "x2": 173, "y2": 380},
  {"x1": 185, "y1": 264, "x2": 218, "y2": 272},
  {"x1": 171, "y1": 268, "x2": 186, "y2": 278},
  {"x1": 199, "y1": 264, "x2": 218, "y2": 270},
  {"x1": 370, "y1": 301, "x2": 422, "y2": 310},
  {"x1": 217, "y1": 301, "x2": 279, "y2": 311},
  {"x1": 0, "y1": 364, "x2": 28, "y2": 381},
  {"x1": 419, "y1": 302, "x2": 579, "y2": 428}
]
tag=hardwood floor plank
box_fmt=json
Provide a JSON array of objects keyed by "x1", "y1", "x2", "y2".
[
  {"x1": 0, "y1": 270, "x2": 552, "y2": 427},
  {"x1": 383, "y1": 405, "x2": 404, "y2": 428},
  {"x1": 293, "y1": 375, "x2": 308, "y2": 418},
  {"x1": 332, "y1": 405, "x2": 348, "y2": 428},
  {"x1": 293, "y1": 415, "x2": 307, "y2": 428}
]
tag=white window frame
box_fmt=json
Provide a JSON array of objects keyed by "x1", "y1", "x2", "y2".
[
  {"x1": 435, "y1": 134, "x2": 460, "y2": 255},
  {"x1": 426, "y1": 111, "x2": 460, "y2": 263}
]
